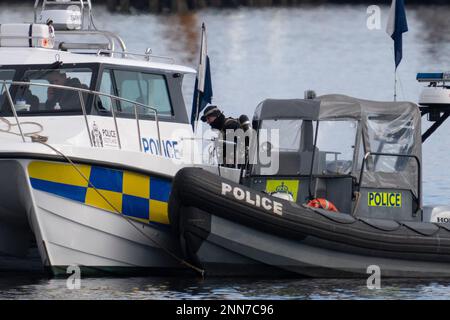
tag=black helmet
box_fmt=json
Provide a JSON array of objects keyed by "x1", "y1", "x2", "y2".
[
  {"x1": 239, "y1": 114, "x2": 250, "y2": 126},
  {"x1": 201, "y1": 105, "x2": 221, "y2": 122}
]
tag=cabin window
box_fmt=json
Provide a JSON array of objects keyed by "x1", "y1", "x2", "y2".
[
  {"x1": 96, "y1": 69, "x2": 115, "y2": 112},
  {"x1": 0, "y1": 69, "x2": 15, "y2": 90},
  {"x1": 112, "y1": 70, "x2": 173, "y2": 116},
  {"x1": 15, "y1": 68, "x2": 92, "y2": 112}
]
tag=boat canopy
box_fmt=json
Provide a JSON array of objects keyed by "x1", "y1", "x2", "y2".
[
  {"x1": 252, "y1": 94, "x2": 422, "y2": 199},
  {"x1": 253, "y1": 94, "x2": 419, "y2": 121}
]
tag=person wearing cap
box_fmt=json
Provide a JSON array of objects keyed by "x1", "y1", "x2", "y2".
[
  {"x1": 45, "y1": 71, "x2": 87, "y2": 111},
  {"x1": 201, "y1": 105, "x2": 241, "y2": 167},
  {"x1": 201, "y1": 105, "x2": 240, "y2": 132}
]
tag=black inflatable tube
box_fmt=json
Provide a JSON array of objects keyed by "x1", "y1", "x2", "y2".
[{"x1": 169, "y1": 167, "x2": 450, "y2": 263}]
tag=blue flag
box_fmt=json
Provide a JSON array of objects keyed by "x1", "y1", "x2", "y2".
[
  {"x1": 386, "y1": 0, "x2": 408, "y2": 69},
  {"x1": 191, "y1": 23, "x2": 213, "y2": 130}
]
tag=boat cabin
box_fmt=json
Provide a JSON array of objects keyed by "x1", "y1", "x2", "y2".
[
  {"x1": 0, "y1": 0, "x2": 195, "y2": 155},
  {"x1": 242, "y1": 94, "x2": 422, "y2": 221}
]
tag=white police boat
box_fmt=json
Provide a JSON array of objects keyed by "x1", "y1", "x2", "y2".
[{"x1": 0, "y1": 0, "x2": 217, "y2": 276}]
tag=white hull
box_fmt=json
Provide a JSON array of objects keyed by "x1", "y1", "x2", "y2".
[
  {"x1": 33, "y1": 190, "x2": 185, "y2": 273},
  {"x1": 0, "y1": 158, "x2": 191, "y2": 276}
]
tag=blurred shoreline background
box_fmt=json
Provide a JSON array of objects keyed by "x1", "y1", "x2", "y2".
[
  {"x1": 105, "y1": 0, "x2": 449, "y2": 14},
  {"x1": 1, "y1": 0, "x2": 446, "y2": 14}
]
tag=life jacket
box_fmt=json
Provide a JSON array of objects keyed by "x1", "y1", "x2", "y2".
[{"x1": 306, "y1": 198, "x2": 339, "y2": 212}]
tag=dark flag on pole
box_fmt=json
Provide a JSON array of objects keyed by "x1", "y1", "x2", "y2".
[
  {"x1": 386, "y1": 0, "x2": 408, "y2": 69},
  {"x1": 191, "y1": 23, "x2": 213, "y2": 130}
]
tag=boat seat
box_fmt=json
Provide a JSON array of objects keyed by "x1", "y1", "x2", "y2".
[
  {"x1": 311, "y1": 176, "x2": 354, "y2": 213},
  {"x1": 277, "y1": 152, "x2": 301, "y2": 175},
  {"x1": 252, "y1": 151, "x2": 301, "y2": 176}
]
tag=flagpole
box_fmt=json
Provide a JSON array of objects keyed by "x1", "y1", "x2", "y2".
[
  {"x1": 394, "y1": 67, "x2": 397, "y2": 102},
  {"x1": 194, "y1": 23, "x2": 205, "y2": 133},
  {"x1": 194, "y1": 82, "x2": 201, "y2": 133},
  {"x1": 386, "y1": 0, "x2": 408, "y2": 102}
]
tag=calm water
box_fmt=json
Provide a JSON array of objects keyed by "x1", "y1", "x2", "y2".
[{"x1": 2, "y1": 3, "x2": 450, "y2": 299}]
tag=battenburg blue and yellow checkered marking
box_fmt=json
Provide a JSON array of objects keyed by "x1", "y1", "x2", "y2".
[{"x1": 28, "y1": 161, "x2": 171, "y2": 225}]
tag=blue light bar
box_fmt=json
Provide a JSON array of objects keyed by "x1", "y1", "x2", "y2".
[{"x1": 417, "y1": 72, "x2": 450, "y2": 82}]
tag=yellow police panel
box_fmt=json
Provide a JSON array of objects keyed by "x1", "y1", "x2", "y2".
[{"x1": 368, "y1": 192, "x2": 402, "y2": 208}]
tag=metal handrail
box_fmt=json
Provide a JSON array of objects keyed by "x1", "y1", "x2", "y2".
[
  {"x1": 0, "y1": 36, "x2": 49, "y2": 40},
  {"x1": 0, "y1": 80, "x2": 161, "y2": 152},
  {"x1": 96, "y1": 49, "x2": 174, "y2": 63},
  {"x1": 58, "y1": 30, "x2": 127, "y2": 53},
  {"x1": 357, "y1": 151, "x2": 421, "y2": 211}
]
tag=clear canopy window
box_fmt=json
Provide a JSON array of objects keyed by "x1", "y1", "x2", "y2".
[
  {"x1": 366, "y1": 114, "x2": 415, "y2": 172},
  {"x1": 259, "y1": 119, "x2": 302, "y2": 152},
  {"x1": 255, "y1": 119, "x2": 358, "y2": 176},
  {"x1": 315, "y1": 120, "x2": 358, "y2": 174}
]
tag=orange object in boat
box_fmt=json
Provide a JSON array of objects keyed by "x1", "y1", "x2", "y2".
[{"x1": 307, "y1": 198, "x2": 338, "y2": 212}]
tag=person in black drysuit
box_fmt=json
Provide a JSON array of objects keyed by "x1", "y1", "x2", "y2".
[
  {"x1": 201, "y1": 105, "x2": 242, "y2": 167},
  {"x1": 45, "y1": 71, "x2": 87, "y2": 111}
]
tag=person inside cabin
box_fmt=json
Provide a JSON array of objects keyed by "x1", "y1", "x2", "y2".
[
  {"x1": 45, "y1": 71, "x2": 87, "y2": 111},
  {"x1": 201, "y1": 105, "x2": 244, "y2": 167},
  {"x1": 0, "y1": 85, "x2": 39, "y2": 113},
  {"x1": 17, "y1": 85, "x2": 39, "y2": 112}
]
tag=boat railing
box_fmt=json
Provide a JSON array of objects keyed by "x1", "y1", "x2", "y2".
[
  {"x1": 0, "y1": 29, "x2": 126, "y2": 54},
  {"x1": 0, "y1": 80, "x2": 161, "y2": 153},
  {"x1": 358, "y1": 151, "x2": 421, "y2": 212},
  {"x1": 96, "y1": 49, "x2": 174, "y2": 63},
  {"x1": 56, "y1": 30, "x2": 127, "y2": 54}
]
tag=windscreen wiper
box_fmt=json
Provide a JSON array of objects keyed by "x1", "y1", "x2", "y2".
[{"x1": 21, "y1": 60, "x2": 64, "y2": 82}]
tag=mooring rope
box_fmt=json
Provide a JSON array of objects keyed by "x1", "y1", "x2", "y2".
[{"x1": 0, "y1": 117, "x2": 44, "y2": 137}]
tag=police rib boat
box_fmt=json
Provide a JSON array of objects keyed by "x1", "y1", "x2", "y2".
[
  {"x1": 170, "y1": 77, "x2": 450, "y2": 278},
  {"x1": 0, "y1": 0, "x2": 223, "y2": 276}
]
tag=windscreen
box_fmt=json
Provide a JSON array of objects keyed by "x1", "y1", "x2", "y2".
[
  {"x1": 253, "y1": 119, "x2": 358, "y2": 176},
  {"x1": 315, "y1": 120, "x2": 358, "y2": 175},
  {"x1": 360, "y1": 111, "x2": 420, "y2": 198},
  {"x1": 251, "y1": 119, "x2": 302, "y2": 175},
  {"x1": 13, "y1": 68, "x2": 92, "y2": 113},
  {"x1": 259, "y1": 119, "x2": 301, "y2": 151},
  {"x1": 365, "y1": 114, "x2": 415, "y2": 172}
]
